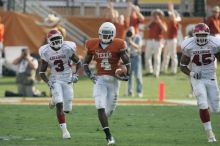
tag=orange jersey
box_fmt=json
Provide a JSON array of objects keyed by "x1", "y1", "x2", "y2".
[
  {"x1": 167, "y1": 20, "x2": 179, "y2": 39},
  {"x1": 0, "y1": 24, "x2": 4, "y2": 42},
  {"x1": 206, "y1": 16, "x2": 220, "y2": 35},
  {"x1": 148, "y1": 21, "x2": 164, "y2": 39},
  {"x1": 86, "y1": 38, "x2": 126, "y2": 76}
]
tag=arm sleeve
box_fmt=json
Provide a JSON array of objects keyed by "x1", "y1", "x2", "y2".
[
  {"x1": 85, "y1": 40, "x2": 94, "y2": 55},
  {"x1": 180, "y1": 38, "x2": 192, "y2": 57},
  {"x1": 39, "y1": 47, "x2": 47, "y2": 61},
  {"x1": 68, "y1": 42, "x2": 77, "y2": 57}
]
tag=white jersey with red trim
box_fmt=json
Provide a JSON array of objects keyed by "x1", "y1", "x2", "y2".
[
  {"x1": 39, "y1": 41, "x2": 76, "y2": 82},
  {"x1": 181, "y1": 36, "x2": 220, "y2": 79}
]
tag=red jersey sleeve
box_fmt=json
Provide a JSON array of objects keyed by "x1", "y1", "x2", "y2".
[{"x1": 85, "y1": 38, "x2": 100, "y2": 55}]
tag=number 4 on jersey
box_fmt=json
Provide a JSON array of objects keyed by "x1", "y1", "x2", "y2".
[{"x1": 101, "y1": 58, "x2": 111, "y2": 70}]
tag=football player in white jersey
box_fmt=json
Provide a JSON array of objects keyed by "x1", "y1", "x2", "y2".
[
  {"x1": 39, "y1": 29, "x2": 81, "y2": 139},
  {"x1": 180, "y1": 23, "x2": 220, "y2": 142}
]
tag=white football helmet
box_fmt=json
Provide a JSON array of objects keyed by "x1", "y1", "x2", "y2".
[
  {"x1": 193, "y1": 23, "x2": 210, "y2": 46},
  {"x1": 47, "y1": 29, "x2": 63, "y2": 50},
  {"x1": 98, "y1": 22, "x2": 116, "y2": 44}
]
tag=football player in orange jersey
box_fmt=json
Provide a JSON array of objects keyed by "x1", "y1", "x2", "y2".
[{"x1": 83, "y1": 22, "x2": 130, "y2": 145}]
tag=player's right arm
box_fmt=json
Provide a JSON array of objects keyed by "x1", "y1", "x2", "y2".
[
  {"x1": 180, "y1": 54, "x2": 191, "y2": 76},
  {"x1": 39, "y1": 46, "x2": 55, "y2": 89},
  {"x1": 39, "y1": 59, "x2": 55, "y2": 89},
  {"x1": 83, "y1": 40, "x2": 97, "y2": 83},
  {"x1": 39, "y1": 59, "x2": 49, "y2": 83},
  {"x1": 180, "y1": 38, "x2": 201, "y2": 79},
  {"x1": 83, "y1": 52, "x2": 96, "y2": 83}
]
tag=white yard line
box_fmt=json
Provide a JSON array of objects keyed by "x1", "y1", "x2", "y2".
[{"x1": 0, "y1": 97, "x2": 197, "y2": 106}]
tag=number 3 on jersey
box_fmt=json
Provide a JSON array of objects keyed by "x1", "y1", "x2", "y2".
[
  {"x1": 101, "y1": 58, "x2": 111, "y2": 70},
  {"x1": 54, "y1": 59, "x2": 64, "y2": 72},
  {"x1": 192, "y1": 54, "x2": 214, "y2": 66}
]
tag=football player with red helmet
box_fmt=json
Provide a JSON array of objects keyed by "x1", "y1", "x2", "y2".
[
  {"x1": 39, "y1": 29, "x2": 81, "y2": 139},
  {"x1": 83, "y1": 22, "x2": 130, "y2": 145},
  {"x1": 180, "y1": 23, "x2": 220, "y2": 142}
]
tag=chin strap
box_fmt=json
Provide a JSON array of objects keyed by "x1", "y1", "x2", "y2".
[{"x1": 51, "y1": 46, "x2": 61, "y2": 51}]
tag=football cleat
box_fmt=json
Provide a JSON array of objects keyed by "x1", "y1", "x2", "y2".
[
  {"x1": 48, "y1": 99, "x2": 55, "y2": 109},
  {"x1": 207, "y1": 131, "x2": 217, "y2": 143},
  {"x1": 106, "y1": 136, "x2": 115, "y2": 145},
  {"x1": 62, "y1": 130, "x2": 71, "y2": 139}
]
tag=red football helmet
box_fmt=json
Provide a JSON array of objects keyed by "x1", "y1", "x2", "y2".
[
  {"x1": 47, "y1": 29, "x2": 63, "y2": 50},
  {"x1": 193, "y1": 23, "x2": 210, "y2": 46}
]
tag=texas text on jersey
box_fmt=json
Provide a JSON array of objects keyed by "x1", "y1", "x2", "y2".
[{"x1": 85, "y1": 38, "x2": 126, "y2": 76}]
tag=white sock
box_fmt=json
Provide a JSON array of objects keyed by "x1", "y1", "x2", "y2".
[
  {"x1": 203, "y1": 121, "x2": 212, "y2": 131},
  {"x1": 60, "y1": 123, "x2": 67, "y2": 132}
]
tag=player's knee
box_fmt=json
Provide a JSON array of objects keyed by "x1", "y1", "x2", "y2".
[
  {"x1": 198, "y1": 102, "x2": 208, "y2": 109},
  {"x1": 96, "y1": 103, "x2": 105, "y2": 110},
  {"x1": 63, "y1": 104, "x2": 72, "y2": 113},
  {"x1": 105, "y1": 110, "x2": 113, "y2": 117}
]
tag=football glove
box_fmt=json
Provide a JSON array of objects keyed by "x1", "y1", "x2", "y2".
[
  {"x1": 190, "y1": 71, "x2": 201, "y2": 79},
  {"x1": 115, "y1": 74, "x2": 129, "y2": 81},
  {"x1": 47, "y1": 80, "x2": 55, "y2": 89},
  {"x1": 71, "y1": 74, "x2": 79, "y2": 83}
]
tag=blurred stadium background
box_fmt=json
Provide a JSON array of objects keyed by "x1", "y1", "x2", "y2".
[{"x1": 0, "y1": 0, "x2": 220, "y2": 146}]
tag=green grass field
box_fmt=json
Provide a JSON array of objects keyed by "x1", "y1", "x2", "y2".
[
  {"x1": 1, "y1": 69, "x2": 220, "y2": 146},
  {"x1": 0, "y1": 72, "x2": 193, "y2": 99},
  {"x1": 0, "y1": 105, "x2": 219, "y2": 146},
  {"x1": 1, "y1": 67, "x2": 220, "y2": 99}
]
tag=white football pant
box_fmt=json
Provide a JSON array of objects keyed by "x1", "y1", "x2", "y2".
[
  {"x1": 51, "y1": 80, "x2": 74, "y2": 112},
  {"x1": 191, "y1": 78, "x2": 220, "y2": 112},
  {"x1": 161, "y1": 38, "x2": 178, "y2": 74},
  {"x1": 145, "y1": 39, "x2": 164, "y2": 77},
  {"x1": 93, "y1": 75, "x2": 119, "y2": 117}
]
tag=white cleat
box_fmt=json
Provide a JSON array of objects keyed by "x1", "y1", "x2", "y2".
[
  {"x1": 207, "y1": 131, "x2": 217, "y2": 143},
  {"x1": 107, "y1": 136, "x2": 115, "y2": 145},
  {"x1": 48, "y1": 99, "x2": 55, "y2": 109},
  {"x1": 62, "y1": 130, "x2": 71, "y2": 139}
]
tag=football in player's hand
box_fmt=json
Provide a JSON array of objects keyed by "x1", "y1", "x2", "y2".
[{"x1": 115, "y1": 65, "x2": 127, "y2": 76}]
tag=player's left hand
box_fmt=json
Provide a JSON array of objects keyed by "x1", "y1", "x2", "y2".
[
  {"x1": 71, "y1": 74, "x2": 79, "y2": 83},
  {"x1": 115, "y1": 74, "x2": 129, "y2": 81},
  {"x1": 89, "y1": 74, "x2": 97, "y2": 84},
  {"x1": 47, "y1": 80, "x2": 55, "y2": 89}
]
